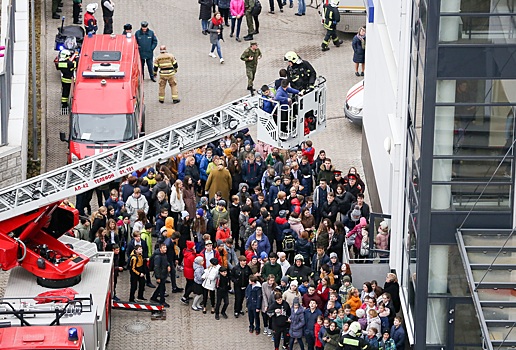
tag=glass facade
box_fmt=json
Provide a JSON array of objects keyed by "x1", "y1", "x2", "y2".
[{"x1": 403, "y1": 0, "x2": 516, "y2": 348}]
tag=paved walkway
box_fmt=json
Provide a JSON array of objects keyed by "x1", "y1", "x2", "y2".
[{"x1": 38, "y1": 0, "x2": 366, "y2": 349}]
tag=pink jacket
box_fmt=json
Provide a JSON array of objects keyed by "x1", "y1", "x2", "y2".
[
  {"x1": 230, "y1": 0, "x2": 245, "y2": 17},
  {"x1": 375, "y1": 232, "x2": 390, "y2": 250}
]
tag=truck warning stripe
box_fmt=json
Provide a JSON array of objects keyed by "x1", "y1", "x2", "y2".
[{"x1": 112, "y1": 301, "x2": 163, "y2": 311}]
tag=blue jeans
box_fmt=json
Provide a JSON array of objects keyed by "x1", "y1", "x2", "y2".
[
  {"x1": 211, "y1": 41, "x2": 222, "y2": 58},
  {"x1": 290, "y1": 336, "x2": 305, "y2": 350},
  {"x1": 297, "y1": 0, "x2": 306, "y2": 14},
  {"x1": 248, "y1": 308, "x2": 260, "y2": 332},
  {"x1": 201, "y1": 19, "x2": 209, "y2": 31},
  {"x1": 231, "y1": 17, "x2": 242, "y2": 38}
]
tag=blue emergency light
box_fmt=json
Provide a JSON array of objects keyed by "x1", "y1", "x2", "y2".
[{"x1": 68, "y1": 327, "x2": 79, "y2": 341}]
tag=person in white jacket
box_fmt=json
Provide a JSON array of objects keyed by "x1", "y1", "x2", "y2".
[
  {"x1": 201, "y1": 257, "x2": 220, "y2": 314},
  {"x1": 125, "y1": 187, "x2": 149, "y2": 225},
  {"x1": 170, "y1": 180, "x2": 185, "y2": 230}
]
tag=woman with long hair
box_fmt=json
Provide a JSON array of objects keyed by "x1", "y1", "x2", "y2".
[
  {"x1": 133, "y1": 209, "x2": 148, "y2": 233},
  {"x1": 328, "y1": 221, "x2": 346, "y2": 261},
  {"x1": 227, "y1": 157, "x2": 242, "y2": 196},
  {"x1": 301, "y1": 207, "x2": 316, "y2": 238},
  {"x1": 105, "y1": 219, "x2": 119, "y2": 251},
  {"x1": 94, "y1": 227, "x2": 107, "y2": 252},
  {"x1": 207, "y1": 11, "x2": 225, "y2": 64},
  {"x1": 183, "y1": 175, "x2": 197, "y2": 219},
  {"x1": 315, "y1": 218, "x2": 334, "y2": 251},
  {"x1": 170, "y1": 179, "x2": 185, "y2": 230}
]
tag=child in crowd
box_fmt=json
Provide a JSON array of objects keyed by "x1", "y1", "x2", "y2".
[
  {"x1": 201, "y1": 257, "x2": 220, "y2": 314},
  {"x1": 288, "y1": 297, "x2": 305, "y2": 350},
  {"x1": 314, "y1": 315, "x2": 325, "y2": 350},
  {"x1": 321, "y1": 321, "x2": 341, "y2": 350},
  {"x1": 191, "y1": 256, "x2": 205, "y2": 311},
  {"x1": 317, "y1": 317, "x2": 331, "y2": 349},
  {"x1": 245, "y1": 275, "x2": 262, "y2": 334},
  {"x1": 215, "y1": 219, "x2": 231, "y2": 243},
  {"x1": 214, "y1": 266, "x2": 230, "y2": 320}
]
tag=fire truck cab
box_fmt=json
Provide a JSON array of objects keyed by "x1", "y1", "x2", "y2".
[
  {"x1": 0, "y1": 326, "x2": 85, "y2": 350},
  {"x1": 60, "y1": 34, "x2": 145, "y2": 163}
]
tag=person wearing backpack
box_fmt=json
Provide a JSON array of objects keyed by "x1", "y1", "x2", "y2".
[
  {"x1": 150, "y1": 244, "x2": 171, "y2": 307},
  {"x1": 282, "y1": 228, "x2": 297, "y2": 263}
]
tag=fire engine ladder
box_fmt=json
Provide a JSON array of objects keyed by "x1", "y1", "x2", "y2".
[
  {"x1": 0, "y1": 78, "x2": 327, "y2": 222},
  {"x1": 0, "y1": 295, "x2": 92, "y2": 327}
]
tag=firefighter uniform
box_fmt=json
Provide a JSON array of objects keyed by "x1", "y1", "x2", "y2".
[
  {"x1": 240, "y1": 42, "x2": 262, "y2": 95},
  {"x1": 57, "y1": 52, "x2": 76, "y2": 109},
  {"x1": 84, "y1": 3, "x2": 98, "y2": 35},
  {"x1": 153, "y1": 47, "x2": 180, "y2": 104},
  {"x1": 285, "y1": 52, "x2": 316, "y2": 92},
  {"x1": 321, "y1": 1, "x2": 343, "y2": 51}
]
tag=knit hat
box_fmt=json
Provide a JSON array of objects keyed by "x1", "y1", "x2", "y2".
[
  {"x1": 216, "y1": 239, "x2": 224, "y2": 246},
  {"x1": 248, "y1": 217, "x2": 256, "y2": 225},
  {"x1": 194, "y1": 256, "x2": 203, "y2": 264},
  {"x1": 350, "y1": 206, "x2": 361, "y2": 222},
  {"x1": 359, "y1": 217, "x2": 367, "y2": 226},
  {"x1": 218, "y1": 199, "x2": 227, "y2": 207},
  {"x1": 196, "y1": 208, "x2": 204, "y2": 216},
  {"x1": 356, "y1": 308, "x2": 365, "y2": 318},
  {"x1": 251, "y1": 255, "x2": 258, "y2": 260},
  {"x1": 380, "y1": 221, "x2": 389, "y2": 230},
  {"x1": 279, "y1": 210, "x2": 287, "y2": 218},
  {"x1": 274, "y1": 176, "x2": 281, "y2": 182},
  {"x1": 293, "y1": 297, "x2": 300, "y2": 306},
  {"x1": 209, "y1": 258, "x2": 219, "y2": 265},
  {"x1": 281, "y1": 276, "x2": 289, "y2": 284},
  {"x1": 260, "y1": 252, "x2": 268, "y2": 260},
  {"x1": 244, "y1": 140, "x2": 251, "y2": 146},
  {"x1": 329, "y1": 252, "x2": 338, "y2": 259},
  {"x1": 290, "y1": 280, "x2": 298, "y2": 287},
  {"x1": 342, "y1": 275, "x2": 351, "y2": 283},
  {"x1": 255, "y1": 152, "x2": 262, "y2": 159},
  {"x1": 181, "y1": 211, "x2": 189, "y2": 220}
]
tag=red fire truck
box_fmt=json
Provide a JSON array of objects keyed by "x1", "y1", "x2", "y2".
[{"x1": 60, "y1": 34, "x2": 145, "y2": 163}]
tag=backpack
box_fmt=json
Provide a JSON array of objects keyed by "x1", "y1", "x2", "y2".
[
  {"x1": 251, "y1": 0, "x2": 262, "y2": 16},
  {"x1": 148, "y1": 250, "x2": 160, "y2": 272},
  {"x1": 283, "y1": 235, "x2": 296, "y2": 252}
]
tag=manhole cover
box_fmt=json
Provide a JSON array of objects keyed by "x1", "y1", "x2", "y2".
[{"x1": 124, "y1": 321, "x2": 151, "y2": 334}]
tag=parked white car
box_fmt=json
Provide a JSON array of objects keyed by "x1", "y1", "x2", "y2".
[{"x1": 344, "y1": 80, "x2": 364, "y2": 125}]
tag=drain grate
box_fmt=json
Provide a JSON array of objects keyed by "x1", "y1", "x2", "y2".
[{"x1": 124, "y1": 320, "x2": 151, "y2": 334}]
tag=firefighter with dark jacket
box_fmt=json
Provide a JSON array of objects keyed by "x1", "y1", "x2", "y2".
[
  {"x1": 339, "y1": 321, "x2": 375, "y2": 349},
  {"x1": 150, "y1": 244, "x2": 171, "y2": 307},
  {"x1": 321, "y1": 0, "x2": 343, "y2": 52},
  {"x1": 56, "y1": 49, "x2": 76, "y2": 111},
  {"x1": 231, "y1": 255, "x2": 252, "y2": 317},
  {"x1": 84, "y1": 3, "x2": 99, "y2": 35},
  {"x1": 284, "y1": 51, "x2": 317, "y2": 92}
]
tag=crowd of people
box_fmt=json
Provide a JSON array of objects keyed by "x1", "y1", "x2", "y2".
[{"x1": 66, "y1": 130, "x2": 403, "y2": 350}]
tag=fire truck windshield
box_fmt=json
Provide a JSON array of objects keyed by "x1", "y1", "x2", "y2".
[{"x1": 71, "y1": 113, "x2": 134, "y2": 142}]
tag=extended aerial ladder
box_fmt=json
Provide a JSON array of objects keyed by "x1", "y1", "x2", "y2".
[{"x1": 0, "y1": 78, "x2": 327, "y2": 287}]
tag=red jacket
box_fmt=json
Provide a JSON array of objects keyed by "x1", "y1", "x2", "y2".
[
  {"x1": 314, "y1": 322, "x2": 323, "y2": 348},
  {"x1": 302, "y1": 147, "x2": 315, "y2": 164},
  {"x1": 183, "y1": 241, "x2": 196, "y2": 280},
  {"x1": 216, "y1": 227, "x2": 231, "y2": 243},
  {"x1": 200, "y1": 247, "x2": 221, "y2": 268}
]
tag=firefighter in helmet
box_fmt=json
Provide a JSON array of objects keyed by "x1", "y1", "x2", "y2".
[
  {"x1": 339, "y1": 321, "x2": 375, "y2": 350},
  {"x1": 321, "y1": 0, "x2": 343, "y2": 51},
  {"x1": 57, "y1": 49, "x2": 77, "y2": 112},
  {"x1": 153, "y1": 45, "x2": 181, "y2": 104},
  {"x1": 284, "y1": 51, "x2": 317, "y2": 92},
  {"x1": 84, "y1": 3, "x2": 99, "y2": 35}
]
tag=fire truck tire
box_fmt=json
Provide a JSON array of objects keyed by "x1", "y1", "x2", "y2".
[{"x1": 37, "y1": 274, "x2": 82, "y2": 289}]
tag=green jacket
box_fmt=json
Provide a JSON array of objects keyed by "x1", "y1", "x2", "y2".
[
  {"x1": 241, "y1": 47, "x2": 262, "y2": 68},
  {"x1": 141, "y1": 229, "x2": 153, "y2": 256},
  {"x1": 244, "y1": 0, "x2": 255, "y2": 11},
  {"x1": 261, "y1": 261, "x2": 283, "y2": 284}
]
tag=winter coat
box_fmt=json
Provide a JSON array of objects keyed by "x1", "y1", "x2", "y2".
[
  {"x1": 282, "y1": 289, "x2": 301, "y2": 308},
  {"x1": 367, "y1": 315, "x2": 382, "y2": 337},
  {"x1": 317, "y1": 164, "x2": 335, "y2": 184},
  {"x1": 352, "y1": 34, "x2": 366, "y2": 63},
  {"x1": 89, "y1": 213, "x2": 107, "y2": 242},
  {"x1": 241, "y1": 160, "x2": 261, "y2": 188},
  {"x1": 224, "y1": 243, "x2": 238, "y2": 269},
  {"x1": 295, "y1": 238, "x2": 313, "y2": 261},
  {"x1": 274, "y1": 217, "x2": 290, "y2": 242},
  {"x1": 268, "y1": 184, "x2": 280, "y2": 207},
  {"x1": 200, "y1": 248, "x2": 222, "y2": 268},
  {"x1": 238, "y1": 212, "x2": 249, "y2": 239},
  {"x1": 245, "y1": 233, "x2": 271, "y2": 256},
  {"x1": 261, "y1": 281, "x2": 276, "y2": 313},
  {"x1": 125, "y1": 196, "x2": 149, "y2": 225},
  {"x1": 288, "y1": 217, "x2": 304, "y2": 237},
  {"x1": 205, "y1": 166, "x2": 232, "y2": 202},
  {"x1": 202, "y1": 264, "x2": 220, "y2": 291},
  {"x1": 245, "y1": 282, "x2": 263, "y2": 310},
  {"x1": 194, "y1": 261, "x2": 205, "y2": 284},
  {"x1": 347, "y1": 295, "x2": 362, "y2": 316},
  {"x1": 383, "y1": 281, "x2": 401, "y2": 313},
  {"x1": 289, "y1": 306, "x2": 306, "y2": 338},
  {"x1": 302, "y1": 292, "x2": 323, "y2": 311},
  {"x1": 320, "y1": 200, "x2": 339, "y2": 224},
  {"x1": 216, "y1": 227, "x2": 231, "y2": 243},
  {"x1": 153, "y1": 252, "x2": 170, "y2": 279},
  {"x1": 152, "y1": 180, "x2": 171, "y2": 201},
  {"x1": 218, "y1": 0, "x2": 231, "y2": 9},
  {"x1": 267, "y1": 300, "x2": 291, "y2": 329},
  {"x1": 134, "y1": 28, "x2": 158, "y2": 60},
  {"x1": 211, "y1": 207, "x2": 230, "y2": 230},
  {"x1": 321, "y1": 329, "x2": 341, "y2": 350},
  {"x1": 183, "y1": 241, "x2": 197, "y2": 280},
  {"x1": 169, "y1": 185, "x2": 185, "y2": 213},
  {"x1": 390, "y1": 325, "x2": 406, "y2": 350},
  {"x1": 230, "y1": 0, "x2": 245, "y2": 17},
  {"x1": 261, "y1": 262, "x2": 282, "y2": 285},
  {"x1": 183, "y1": 186, "x2": 196, "y2": 218},
  {"x1": 375, "y1": 231, "x2": 390, "y2": 251},
  {"x1": 199, "y1": 0, "x2": 213, "y2": 20},
  {"x1": 232, "y1": 263, "x2": 252, "y2": 288},
  {"x1": 311, "y1": 253, "x2": 330, "y2": 272}
]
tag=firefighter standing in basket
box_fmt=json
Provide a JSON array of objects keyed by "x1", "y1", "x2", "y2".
[
  {"x1": 284, "y1": 51, "x2": 317, "y2": 93},
  {"x1": 321, "y1": 0, "x2": 343, "y2": 52},
  {"x1": 57, "y1": 49, "x2": 77, "y2": 113},
  {"x1": 153, "y1": 45, "x2": 181, "y2": 104}
]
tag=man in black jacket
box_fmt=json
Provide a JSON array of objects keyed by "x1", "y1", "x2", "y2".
[
  {"x1": 267, "y1": 291, "x2": 291, "y2": 350},
  {"x1": 320, "y1": 192, "x2": 339, "y2": 224},
  {"x1": 150, "y1": 244, "x2": 170, "y2": 307},
  {"x1": 232, "y1": 255, "x2": 252, "y2": 318}
]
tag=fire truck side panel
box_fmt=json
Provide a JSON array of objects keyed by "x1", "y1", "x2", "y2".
[
  {"x1": 0, "y1": 325, "x2": 85, "y2": 350},
  {"x1": 3, "y1": 252, "x2": 113, "y2": 350}
]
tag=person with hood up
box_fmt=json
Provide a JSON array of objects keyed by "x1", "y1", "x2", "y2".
[
  {"x1": 375, "y1": 220, "x2": 390, "y2": 263},
  {"x1": 191, "y1": 256, "x2": 205, "y2": 311},
  {"x1": 245, "y1": 275, "x2": 263, "y2": 334},
  {"x1": 181, "y1": 240, "x2": 196, "y2": 304},
  {"x1": 159, "y1": 216, "x2": 175, "y2": 243},
  {"x1": 237, "y1": 182, "x2": 251, "y2": 204},
  {"x1": 288, "y1": 211, "x2": 303, "y2": 237},
  {"x1": 289, "y1": 297, "x2": 306, "y2": 350}
]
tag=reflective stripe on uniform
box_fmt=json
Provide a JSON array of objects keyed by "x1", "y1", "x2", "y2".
[
  {"x1": 343, "y1": 338, "x2": 360, "y2": 346},
  {"x1": 61, "y1": 78, "x2": 72, "y2": 83}
]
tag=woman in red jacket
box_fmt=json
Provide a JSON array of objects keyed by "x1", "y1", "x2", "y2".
[{"x1": 181, "y1": 240, "x2": 197, "y2": 304}]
